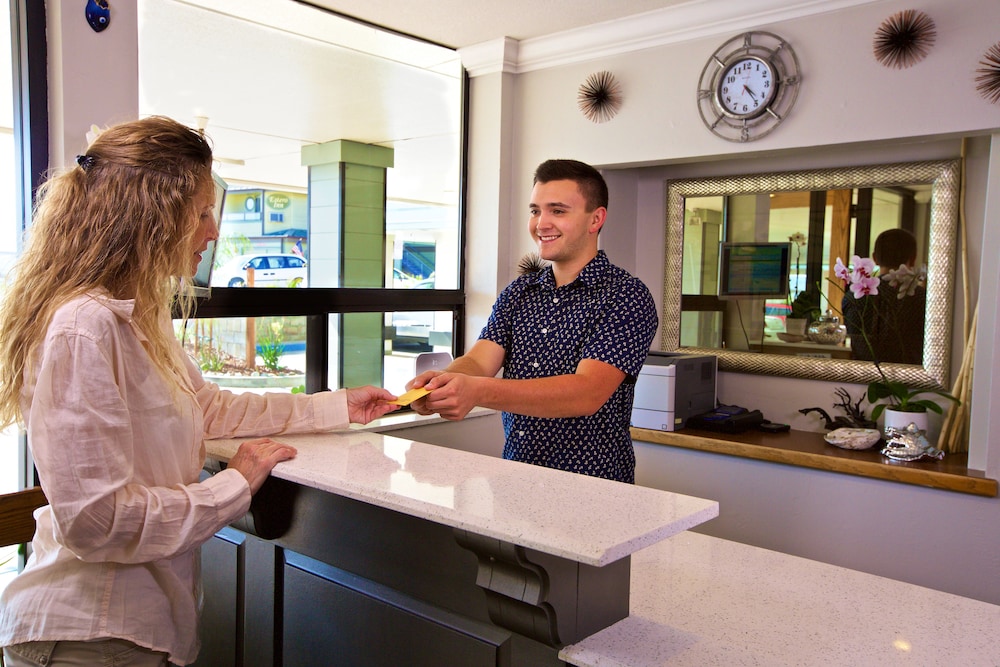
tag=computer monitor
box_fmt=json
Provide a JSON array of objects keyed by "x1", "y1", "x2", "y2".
[
  {"x1": 718, "y1": 241, "x2": 791, "y2": 299},
  {"x1": 190, "y1": 171, "x2": 228, "y2": 296}
]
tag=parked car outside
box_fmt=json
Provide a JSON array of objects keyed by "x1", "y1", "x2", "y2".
[
  {"x1": 413, "y1": 274, "x2": 435, "y2": 289},
  {"x1": 392, "y1": 268, "x2": 416, "y2": 287},
  {"x1": 212, "y1": 253, "x2": 308, "y2": 288}
]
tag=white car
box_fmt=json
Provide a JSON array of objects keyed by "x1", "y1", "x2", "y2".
[{"x1": 212, "y1": 253, "x2": 308, "y2": 288}]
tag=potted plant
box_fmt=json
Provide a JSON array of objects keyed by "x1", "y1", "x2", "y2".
[
  {"x1": 867, "y1": 379, "x2": 959, "y2": 433},
  {"x1": 835, "y1": 255, "x2": 960, "y2": 436},
  {"x1": 787, "y1": 286, "x2": 822, "y2": 332},
  {"x1": 784, "y1": 232, "x2": 812, "y2": 336}
]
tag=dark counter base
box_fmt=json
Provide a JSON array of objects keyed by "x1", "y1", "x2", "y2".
[{"x1": 196, "y1": 476, "x2": 629, "y2": 667}]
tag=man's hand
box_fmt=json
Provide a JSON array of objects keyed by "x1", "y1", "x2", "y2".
[
  {"x1": 404, "y1": 340, "x2": 506, "y2": 417},
  {"x1": 414, "y1": 372, "x2": 481, "y2": 421},
  {"x1": 405, "y1": 370, "x2": 443, "y2": 415}
]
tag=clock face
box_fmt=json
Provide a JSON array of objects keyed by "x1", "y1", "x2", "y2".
[{"x1": 716, "y1": 56, "x2": 777, "y2": 119}]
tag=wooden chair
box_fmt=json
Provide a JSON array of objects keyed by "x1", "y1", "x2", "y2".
[{"x1": 0, "y1": 486, "x2": 46, "y2": 548}]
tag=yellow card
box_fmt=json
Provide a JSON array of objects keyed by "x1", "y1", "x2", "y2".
[{"x1": 388, "y1": 387, "x2": 431, "y2": 406}]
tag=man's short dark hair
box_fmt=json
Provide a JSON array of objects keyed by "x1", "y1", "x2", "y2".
[
  {"x1": 533, "y1": 159, "x2": 608, "y2": 211},
  {"x1": 873, "y1": 228, "x2": 918, "y2": 269}
]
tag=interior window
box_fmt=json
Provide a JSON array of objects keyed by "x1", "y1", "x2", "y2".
[{"x1": 140, "y1": 0, "x2": 465, "y2": 393}]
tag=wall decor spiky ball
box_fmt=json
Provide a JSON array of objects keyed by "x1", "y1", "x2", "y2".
[
  {"x1": 577, "y1": 71, "x2": 622, "y2": 123},
  {"x1": 517, "y1": 253, "x2": 549, "y2": 275},
  {"x1": 975, "y1": 42, "x2": 1000, "y2": 104},
  {"x1": 872, "y1": 9, "x2": 936, "y2": 69}
]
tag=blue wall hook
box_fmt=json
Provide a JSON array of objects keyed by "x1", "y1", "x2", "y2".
[{"x1": 85, "y1": 0, "x2": 110, "y2": 33}]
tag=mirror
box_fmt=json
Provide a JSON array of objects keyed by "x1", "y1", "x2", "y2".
[{"x1": 662, "y1": 159, "x2": 960, "y2": 390}]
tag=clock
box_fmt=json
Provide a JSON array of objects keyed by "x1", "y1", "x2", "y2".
[
  {"x1": 697, "y1": 32, "x2": 800, "y2": 142},
  {"x1": 716, "y1": 56, "x2": 777, "y2": 119}
]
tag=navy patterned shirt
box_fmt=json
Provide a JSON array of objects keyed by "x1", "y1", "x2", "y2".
[{"x1": 480, "y1": 250, "x2": 658, "y2": 483}]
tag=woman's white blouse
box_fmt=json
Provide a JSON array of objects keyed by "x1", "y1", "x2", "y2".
[{"x1": 0, "y1": 293, "x2": 349, "y2": 665}]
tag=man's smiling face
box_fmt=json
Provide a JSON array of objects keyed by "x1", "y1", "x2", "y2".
[{"x1": 528, "y1": 179, "x2": 603, "y2": 266}]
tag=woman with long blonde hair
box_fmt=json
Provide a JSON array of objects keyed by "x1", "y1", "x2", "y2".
[{"x1": 0, "y1": 116, "x2": 397, "y2": 667}]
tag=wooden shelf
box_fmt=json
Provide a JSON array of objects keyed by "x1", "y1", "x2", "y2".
[{"x1": 631, "y1": 427, "x2": 997, "y2": 497}]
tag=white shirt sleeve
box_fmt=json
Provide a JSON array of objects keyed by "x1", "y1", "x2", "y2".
[
  {"x1": 27, "y1": 325, "x2": 252, "y2": 564},
  {"x1": 182, "y1": 351, "x2": 351, "y2": 438}
]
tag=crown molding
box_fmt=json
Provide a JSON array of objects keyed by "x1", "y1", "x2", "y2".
[
  {"x1": 461, "y1": 0, "x2": 880, "y2": 76},
  {"x1": 458, "y1": 37, "x2": 520, "y2": 77}
]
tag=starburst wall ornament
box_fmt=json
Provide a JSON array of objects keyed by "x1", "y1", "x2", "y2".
[
  {"x1": 577, "y1": 71, "x2": 622, "y2": 124},
  {"x1": 872, "y1": 9, "x2": 936, "y2": 69},
  {"x1": 975, "y1": 42, "x2": 1000, "y2": 105}
]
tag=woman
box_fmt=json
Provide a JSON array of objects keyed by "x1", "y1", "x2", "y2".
[{"x1": 0, "y1": 116, "x2": 397, "y2": 666}]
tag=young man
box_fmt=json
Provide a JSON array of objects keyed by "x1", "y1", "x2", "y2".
[{"x1": 408, "y1": 159, "x2": 658, "y2": 483}]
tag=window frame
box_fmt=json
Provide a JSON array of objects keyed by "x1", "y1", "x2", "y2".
[
  {"x1": 10, "y1": 0, "x2": 48, "y2": 495},
  {"x1": 186, "y1": 67, "x2": 471, "y2": 394},
  {"x1": 185, "y1": 286, "x2": 466, "y2": 393}
]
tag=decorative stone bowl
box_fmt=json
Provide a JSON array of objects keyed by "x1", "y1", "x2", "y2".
[{"x1": 824, "y1": 427, "x2": 882, "y2": 450}]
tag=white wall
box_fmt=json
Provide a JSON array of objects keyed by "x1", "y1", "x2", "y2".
[
  {"x1": 632, "y1": 438, "x2": 1000, "y2": 605},
  {"x1": 465, "y1": 2, "x2": 999, "y2": 439},
  {"x1": 463, "y1": 0, "x2": 1000, "y2": 604},
  {"x1": 46, "y1": 0, "x2": 139, "y2": 168}
]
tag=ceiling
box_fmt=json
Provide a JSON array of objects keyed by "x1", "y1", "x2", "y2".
[
  {"x1": 295, "y1": 0, "x2": 695, "y2": 49},
  {"x1": 140, "y1": 1, "x2": 850, "y2": 201},
  {"x1": 140, "y1": 0, "x2": 707, "y2": 199}
]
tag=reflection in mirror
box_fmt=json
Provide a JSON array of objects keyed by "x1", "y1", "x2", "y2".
[{"x1": 663, "y1": 160, "x2": 960, "y2": 389}]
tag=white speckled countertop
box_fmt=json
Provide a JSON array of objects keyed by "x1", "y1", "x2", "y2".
[
  {"x1": 560, "y1": 530, "x2": 1000, "y2": 666},
  {"x1": 204, "y1": 430, "x2": 719, "y2": 566}
]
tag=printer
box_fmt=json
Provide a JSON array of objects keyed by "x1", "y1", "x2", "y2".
[{"x1": 630, "y1": 351, "x2": 717, "y2": 431}]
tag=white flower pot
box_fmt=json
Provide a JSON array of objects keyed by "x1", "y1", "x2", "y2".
[
  {"x1": 785, "y1": 318, "x2": 808, "y2": 336},
  {"x1": 882, "y1": 408, "x2": 929, "y2": 437}
]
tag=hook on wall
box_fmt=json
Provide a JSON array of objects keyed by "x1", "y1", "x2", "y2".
[{"x1": 85, "y1": 0, "x2": 111, "y2": 33}]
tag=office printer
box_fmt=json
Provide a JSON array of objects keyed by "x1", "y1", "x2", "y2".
[{"x1": 630, "y1": 351, "x2": 717, "y2": 432}]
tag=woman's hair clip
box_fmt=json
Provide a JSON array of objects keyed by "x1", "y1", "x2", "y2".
[{"x1": 76, "y1": 154, "x2": 96, "y2": 172}]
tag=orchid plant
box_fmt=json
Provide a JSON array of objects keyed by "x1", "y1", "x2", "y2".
[
  {"x1": 834, "y1": 255, "x2": 957, "y2": 419},
  {"x1": 786, "y1": 232, "x2": 824, "y2": 322},
  {"x1": 835, "y1": 255, "x2": 926, "y2": 300},
  {"x1": 787, "y1": 232, "x2": 807, "y2": 302}
]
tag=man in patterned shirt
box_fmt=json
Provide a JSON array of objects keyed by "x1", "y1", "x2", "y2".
[{"x1": 407, "y1": 159, "x2": 658, "y2": 483}]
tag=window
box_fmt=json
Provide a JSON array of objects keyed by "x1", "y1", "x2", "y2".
[
  {"x1": 0, "y1": 0, "x2": 16, "y2": 592},
  {"x1": 139, "y1": 0, "x2": 465, "y2": 394},
  {"x1": 2, "y1": 0, "x2": 47, "y2": 592},
  {"x1": 0, "y1": 1, "x2": 17, "y2": 497}
]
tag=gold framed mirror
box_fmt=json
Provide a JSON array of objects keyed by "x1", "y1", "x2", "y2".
[{"x1": 662, "y1": 159, "x2": 960, "y2": 390}]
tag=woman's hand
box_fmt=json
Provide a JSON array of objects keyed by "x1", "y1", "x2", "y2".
[
  {"x1": 346, "y1": 385, "x2": 399, "y2": 424},
  {"x1": 227, "y1": 437, "x2": 298, "y2": 495}
]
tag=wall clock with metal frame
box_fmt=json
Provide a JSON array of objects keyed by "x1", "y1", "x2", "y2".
[{"x1": 697, "y1": 31, "x2": 800, "y2": 142}]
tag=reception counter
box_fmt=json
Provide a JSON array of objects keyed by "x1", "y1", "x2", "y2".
[
  {"x1": 561, "y1": 529, "x2": 1000, "y2": 666},
  {"x1": 202, "y1": 423, "x2": 1000, "y2": 666},
  {"x1": 201, "y1": 429, "x2": 718, "y2": 666}
]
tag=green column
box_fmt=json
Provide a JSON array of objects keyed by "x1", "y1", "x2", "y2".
[{"x1": 302, "y1": 140, "x2": 394, "y2": 389}]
